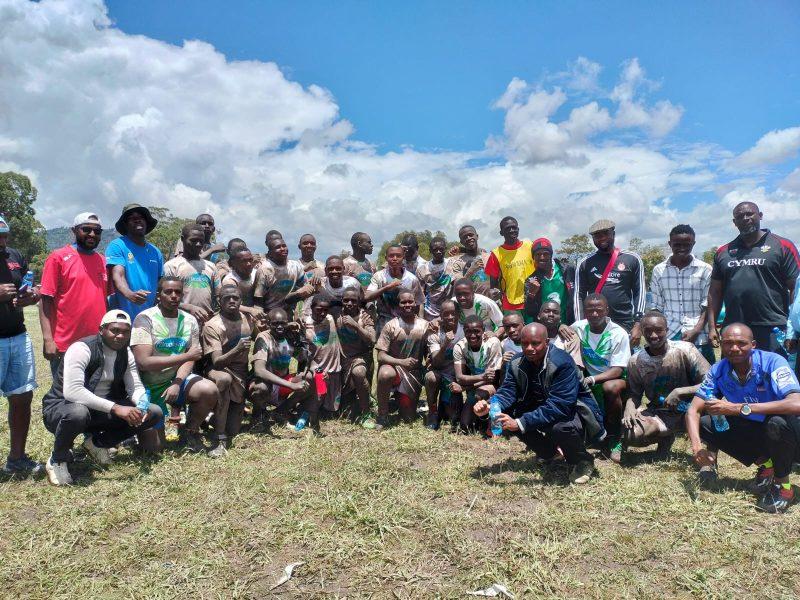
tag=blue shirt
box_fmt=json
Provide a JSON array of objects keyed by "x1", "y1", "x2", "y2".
[
  {"x1": 696, "y1": 349, "x2": 800, "y2": 422},
  {"x1": 105, "y1": 236, "x2": 164, "y2": 321}
]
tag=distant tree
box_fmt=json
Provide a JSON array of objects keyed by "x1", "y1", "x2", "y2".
[
  {"x1": 0, "y1": 171, "x2": 47, "y2": 261},
  {"x1": 629, "y1": 237, "x2": 667, "y2": 285},
  {"x1": 145, "y1": 206, "x2": 193, "y2": 260},
  {"x1": 377, "y1": 230, "x2": 458, "y2": 266},
  {"x1": 702, "y1": 246, "x2": 718, "y2": 265},
  {"x1": 557, "y1": 234, "x2": 593, "y2": 266}
]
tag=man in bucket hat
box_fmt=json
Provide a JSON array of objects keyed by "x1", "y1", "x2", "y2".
[{"x1": 105, "y1": 204, "x2": 163, "y2": 321}]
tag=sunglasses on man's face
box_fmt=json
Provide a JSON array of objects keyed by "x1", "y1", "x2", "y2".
[{"x1": 79, "y1": 227, "x2": 102, "y2": 235}]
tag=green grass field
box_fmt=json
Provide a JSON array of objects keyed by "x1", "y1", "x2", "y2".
[{"x1": 2, "y1": 307, "x2": 800, "y2": 598}]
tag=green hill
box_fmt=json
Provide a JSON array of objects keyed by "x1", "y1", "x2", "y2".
[{"x1": 45, "y1": 227, "x2": 120, "y2": 252}]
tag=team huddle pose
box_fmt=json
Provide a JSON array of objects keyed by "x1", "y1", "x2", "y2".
[{"x1": 1, "y1": 200, "x2": 800, "y2": 513}]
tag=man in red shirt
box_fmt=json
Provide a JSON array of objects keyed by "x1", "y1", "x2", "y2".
[{"x1": 39, "y1": 213, "x2": 109, "y2": 378}]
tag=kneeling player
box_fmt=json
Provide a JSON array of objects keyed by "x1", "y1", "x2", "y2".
[
  {"x1": 336, "y1": 288, "x2": 376, "y2": 426},
  {"x1": 424, "y1": 299, "x2": 463, "y2": 430}
]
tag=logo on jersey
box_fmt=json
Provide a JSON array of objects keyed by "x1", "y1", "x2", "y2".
[
  {"x1": 617, "y1": 262, "x2": 626, "y2": 271},
  {"x1": 761, "y1": 245, "x2": 771, "y2": 253}
]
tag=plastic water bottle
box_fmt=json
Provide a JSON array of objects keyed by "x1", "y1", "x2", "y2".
[
  {"x1": 657, "y1": 395, "x2": 665, "y2": 407},
  {"x1": 711, "y1": 414, "x2": 730, "y2": 432},
  {"x1": 489, "y1": 399, "x2": 502, "y2": 437},
  {"x1": 773, "y1": 327, "x2": 786, "y2": 346},
  {"x1": 294, "y1": 411, "x2": 309, "y2": 432},
  {"x1": 135, "y1": 389, "x2": 150, "y2": 413},
  {"x1": 19, "y1": 270, "x2": 34, "y2": 293}
]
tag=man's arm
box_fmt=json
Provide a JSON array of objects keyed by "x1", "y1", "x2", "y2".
[
  {"x1": 573, "y1": 258, "x2": 586, "y2": 320},
  {"x1": 454, "y1": 361, "x2": 486, "y2": 388},
  {"x1": 62, "y1": 343, "x2": 116, "y2": 413},
  {"x1": 486, "y1": 361, "x2": 518, "y2": 413},
  {"x1": 585, "y1": 366, "x2": 623, "y2": 386},
  {"x1": 38, "y1": 295, "x2": 59, "y2": 360},
  {"x1": 131, "y1": 342, "x2": 201, "y2": 372},
  {"x1": 516, "y1": 362, "x2": 576, "y2": 432},
  {"x1": 706, "y1": 278, "x2": 723, "y2": 346}
]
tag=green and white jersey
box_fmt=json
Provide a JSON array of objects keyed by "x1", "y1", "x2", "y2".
[
  {"x1": 453, "y1": 293, "x2": 503, "y2": 332},
  {"x1": 452, "y1": 336, "x2": 503, "y2": 375},
  {"x1": 131, "y1": 306, "x2": 200, "y2": 387},
  {"x1": 571, "y1": 318, "x2": 631, "y2": 377}
]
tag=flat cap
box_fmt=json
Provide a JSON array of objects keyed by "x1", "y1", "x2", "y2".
[{"x1": 589, "y1": 219, "x2": 615, "y2": 234}]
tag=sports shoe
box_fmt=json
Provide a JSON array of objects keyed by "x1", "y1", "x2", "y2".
[
  {"x1": 182, "y1": 430, "x2": 207, "y2": 453},
  {"x1": 425, "y1": 413, "x2": 440, "y2": 430},
  {"x1": 373, "y1": 416, "x2": 389, "y2": 432},
  {"x1": 359, "y1": 414, "x2": 377, "y2": 430},
  {"x1": 608, "y1": 441, "x2": 623, "y2": 464},
  {"x1": 45, "y1": 457, "x2": 73, "y2": 486},
  {"x1": 570, "y1": 461, "x2": 594, "y2": 485},
  {"x1": 655, "y1": 435, "x2": 675, "y2": 459},
  {"x1": 165, "y1": 418, "x2": 181, "y2": 442},
  {"x1": 208, "y1": 442, "x2": 228, "y2": 458},
  {"x1": 3, "y1": 454, "x2": 44, "y2": 476},
  {"x1": 697, "y1": 465, "x2": 718, "y2": 487},
  {"x1": 756, "y1": 484, "x2": 795, "y2": 514},
  {"x1": 83, "y1": 436, "x2": 112, "y2": 466},
  {"x1": 751, "y1": 464, "x2": 775, "y2": 495}
]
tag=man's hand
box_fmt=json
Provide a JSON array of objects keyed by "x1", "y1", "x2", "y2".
[
  {"x1": 693, "y1": 448, "x2": 717, "y2": 468},
  {"x1": 255, "y1": 311, "x2": 269, "y2": 330},
  {"x1": 185, "y1": 304, "x2": 211, "y2": 323},
  {"x1": 708, "y1": 327, "x2": 720, "y2": 348},
  {"x1": 236, "y1": 338, "x2": 252, "y2": 354},
  {"x1": 502, "y1": 351, "x2": 515, "y2": 364},
  {"x1": 473, "y1": 399, "x2": 489, "y2": 417},
  {"x1": 681, "y1": 327, "x2": 701, "y2": 343},
  {"x1": 449, "y1": 381, "x2": 464, "y2": 394},
  {"x1": 483, "y1": 330, "x2": 498, "y2": 340},
  {"x1": 183, "y1": 345, "x2": 203, "y2": 362},
  {"x1": 401, "y1": 357, "x2": 419, "y2": 370},
  {"x1": 663, "y1": 389, "x2": 682, "y2": 409},
  {"x1": 558, "y1": 324, "x2": 576, "y2": 342},
  {"x1": 126, "y1": 289, "x2": 151, "y2": 305},
  {"x1": 629, "y1": 322, "x2": 642, "y2": 348},
  {"x1": 15, "y1": 288, "x2": 39, "y2": 307},
  {"x1": 0, "y1": 283, "x2": 17, "y2": 303},
  {"x1": 111, "y1": 404, "x2": 144, "y2": 427},
  {"x1": 385, "y1": 279, "x2": 402, "y2": 290},
  {"x1": 622, "y1": 399, "x2": 643, "y2": 431},
  {"x1": 483, "y1": 368, "x2": 496, "y2": 383},
  {"x1": 495, "y1": 413, "x2": 519, "y2": 432},
  {"x1": 526, "y1": 277, "x2": 541, "y2": 298},
  {"x1": 705, "y1": 398, "x2": 739, "y2": 416},
  {"x1": 338, "y1": 315, "x2": 358, "y2": 330},
  {"x1": 583, "y1": 376, "x2": 596, "y2": 388},
  {"x1": 447, "y1": 245, "x2": 462, "y2": 258},
  {"x1": 162, "y1": 384, "x2": 181, "y2": 405},
  {"x1": 290, "y1": 379, "x2": 310, "y2": 393},
  {"x1": 786, "y1": 338, "x2": 798, "y2": 353},
  {"x1": 43, "y1": 339, "x2": 60, "y2": 361},
  {"x1": 309, "y1": 274, "x2": 323, "y2": 289},
  {"x1": 286, "y1": 322, "x2": 302, "y2": 335}
]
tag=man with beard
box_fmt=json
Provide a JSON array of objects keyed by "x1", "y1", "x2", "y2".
[
  {"x1": 708, "y1": 202, "x2": 799, "y2": 355},
  {"x1": 39, "y1": 213, "x2": 109, "y2": 378}
]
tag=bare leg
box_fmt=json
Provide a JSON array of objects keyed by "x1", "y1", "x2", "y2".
[{"x1": 7, "y1": 391, "x2": 33, "y2": 460}]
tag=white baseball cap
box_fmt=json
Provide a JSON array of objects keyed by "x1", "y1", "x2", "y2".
[
  {"x1": 100, "y1": 310, "x2": 132, "y2": 327},
  {"x1": 73, "y1": 212, "x2": 102, "y2": 227}
]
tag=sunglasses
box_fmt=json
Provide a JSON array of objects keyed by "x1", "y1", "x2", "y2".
[{"x1": 79, "y1": 227, "x2": 102, "y2": 235}]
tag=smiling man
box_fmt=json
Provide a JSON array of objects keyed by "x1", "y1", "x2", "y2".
[
  {"x1": 685, "y1": 323, "x2": 800, "y2": 513},
  {"x1": 484, "y1": 216, "x2": 534, "y2": 314},
  {"x1": 39, "y1": 212, "x2": 109, "y2": 378},
  {"x1": 163, "y1": 223, "x2": 220, "y2": 325}
]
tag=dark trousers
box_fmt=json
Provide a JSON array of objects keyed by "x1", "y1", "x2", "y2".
[
  {"x1": 699, "y1": 414, "x2": 800, "y2": 478},
  {"x1": 43, "y1": 400, "x2": 163, "y2": 463},
  {"x1": 751, "y1": 325, "x2": 787, "y2": 358},
  {"x1": 516, "y1": 412, "x2": 593, "y2": 465}
]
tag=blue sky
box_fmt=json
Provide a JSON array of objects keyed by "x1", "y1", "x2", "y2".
[
  {"x1": 2, "y1": 0, "x2": 799, "y2": 255},
  {"x1": 107, "y1": 1, "x2": 800, "y2": 154}
]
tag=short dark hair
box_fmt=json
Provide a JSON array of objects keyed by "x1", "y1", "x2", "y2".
[
  {"x1": 401, "y1": 233, "x2": 418, "y2": 248},
  {"x1": 181, "y1": 223, "x2": 205, "y2": 239},
  {"x1": 500, "y1": 216, "x2": 517, "y2": 228},
  {"x1": 195, "y1": 213, "x2": 213, "y2": 223},
  {"x1": 227, "y1": 238, "x2": 247, "y2": 252},
  {"x1": 229, "y1": 247, "x2": 251, "y2": 261},
  {"x1": 325, "y1": 255, "x2": 343, "y2": 266},
  {"x1": 219, "y1": 284, "x2": 241, "y2": 299},
  {"x1": 641, "y1": 309, "x2": 667, "y2": 326},
  {"x1": 157, "y1": 275, "x2": 184, "y2": 292},
  {"x1": 386, "y1": 244, "x2": 403, "y2": 254},
  {"x1": 397, "y1": 287, "x2": 416, "y2": 300},
  {"x1": 669, "y1": 224, "x2": 695, "y2": 238},
  {"x1": 440, "y1": 299, "x2": 457, "y2": 311},
  {"x1": 583, "y1": 292, "x2": 607, "y2": 307},
  {"x1": 463, "y1": 314, "x2": 485, "y2": 329},
  {"x1": 453, "y1": 277, "x2": 473, "y2": 289},
  {"x1": 311, "y1": 295, "x2": 330, "y2": 308},
  {"x1": 458, "y1": 224, "x2": 476, "y2": 236},
  {"x1": 429, "y1": 236, "x2": 446, "y2": 249},
  {"x1": 350, "y1": 232, "x2": 367, "y2": 248}
]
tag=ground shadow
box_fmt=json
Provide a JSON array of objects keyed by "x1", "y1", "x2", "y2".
[
  {"x1": 470, "y1": 456, "x2": 579, "y2": 488},
  {"x1": 622, "y1": 447, "x2": 695, "y2": 469}
]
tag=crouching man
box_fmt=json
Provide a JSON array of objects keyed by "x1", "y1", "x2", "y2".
[
  {"x1": 473, "y1": 323, "x2": 605, "y2": 484},
  {"x1": 42, "y1": 310, "x2": 162, "y2": 486}
]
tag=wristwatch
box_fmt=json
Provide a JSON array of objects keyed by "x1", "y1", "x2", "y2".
[{"x1": 739, "y1": 403, "x2": 752, "y2": 417}]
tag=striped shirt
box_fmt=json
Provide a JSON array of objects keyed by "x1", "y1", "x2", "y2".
[{"x1": 648, "y1": 255, "x2": 712, "y2": 342}]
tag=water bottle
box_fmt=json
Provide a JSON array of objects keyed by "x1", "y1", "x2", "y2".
[
  {"x1": 711, "y1": 414, "x2": 730, "y2": 432},
  {"x1": 294, "y1": 411, "x2": 309, "y2": 432},
  {"x1": 135, "y1": 389, "x2": 151, "y2": 413},
  {"x1": 489, "y1": 399, "x2": 502, "y2": 437},
  {"x1": 676, "y1": 400, "x2": 690, "y2": 413},
  {"x1": 773, "y1": 327, "x2": 786, "y2": 346},
  {"x1": 657, "y1": 395, "x2": 665, "y2": 407},
  {"x1": 19, "y1": 270, "x2": 34, "y2": 293}
]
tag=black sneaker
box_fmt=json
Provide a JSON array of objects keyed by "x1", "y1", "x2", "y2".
[
  {"x1": 756, "y1": 484, "x2": 795, "y2": 514},
  {"x1": 570, "y1": 461, "x2": 594, "y2": 484},
  {"x1": 182, "y1": 430, "x2": 207, "y2": 453},
  {"x1": 655, "y1": 435, "x2": 675, "y2": 459},
  {"x1": 3, "y1": 454, "x2": 44, "y2": 476},
  {"x1": 750, "y1": 464, "x2": 775, "y2": 495},
  {"x1": 373, "y1": 416, "x2": 389, "y2": 432},
  {"x1": 425, "y1": 413, "x2": 440, "y2": 430},
  {"x1": 697, "y1": 465, "x2": 718, "y2": 487}
]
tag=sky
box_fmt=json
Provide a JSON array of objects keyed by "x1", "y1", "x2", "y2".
[{"x1": 1, "y1": 0, "x2": 799, "y2": 257}]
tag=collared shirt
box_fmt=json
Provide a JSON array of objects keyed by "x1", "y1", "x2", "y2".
[
  {"x1": 696, "y1": 349, "x2": 800, "y2": 422},
  {"x1": 649, "y1": 255, "x2": 712, "y2": 343}
]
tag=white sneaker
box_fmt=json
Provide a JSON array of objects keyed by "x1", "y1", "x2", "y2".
[
  {"x1": 83, "y1": 436, "x2": 112, "y2": 466},
  {"x1": 45, "y1": 458, "x2": 73, "y2": 486}
]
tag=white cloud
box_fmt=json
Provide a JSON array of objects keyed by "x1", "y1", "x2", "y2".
[
  {"x1": 0, "y1": 0, "x2": 797, "y2": 260},
  {"x1": 733, "y1": 126, "x2": 800, "y2": 169}
]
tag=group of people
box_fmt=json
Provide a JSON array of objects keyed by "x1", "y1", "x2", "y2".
[{"x1": 2, "y1": 200, "x2": 800, "y2": 512}]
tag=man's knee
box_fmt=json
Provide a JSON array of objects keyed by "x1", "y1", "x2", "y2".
[
  {"x1": 145, "y1": 403, "x2": 163, "y2": 426},
  {"x1": 424, "y1": 370, "x2": 439, "y2": 387},
  {"x1": 766, "y1": 415, "x2": 790, "y2": 441},
  {"x1": 209, "y1": 370, "x2": 233, "y2": 392},
  {"x1": 351, "y1": 365, "x2": 368, "y2": 382},
  {"x1": 377, "y1": 365, "x2": 396, "y2": 383},
  {"x1": 602, "y1": 379, "x2": 626, "y2": 397},
  {"x1": 61, "y1": 403, "x2": 92, "y2": 427},
  {"x1": 187, "y1": 378, "x2": 220, "y2": 403}
]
